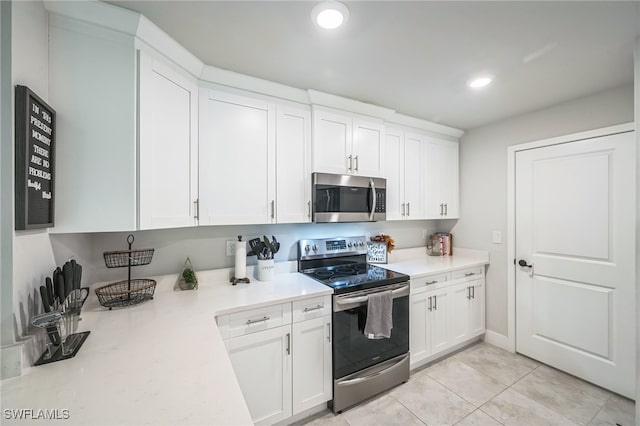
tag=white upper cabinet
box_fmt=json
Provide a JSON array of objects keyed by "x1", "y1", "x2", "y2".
[
  {"x1": 312, "y1": 108, "x2": 384, "y2": 177},
  {"x1": 384, "y1": 128, "x2": 424, "y2": 220},
  {"x1": 276, "y1": 105, "x2": 312, "y2": 224},
  {"x1": 138, "y1": 50, "x2": 198, "y2": 230},
  {"x1": 424, "y1": 137, "x2": 459, "y2": 219},
  {"x1": 199, "y1": 89, "x2": 276, "y2": 225}
]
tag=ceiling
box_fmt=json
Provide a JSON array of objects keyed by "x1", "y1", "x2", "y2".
[{"x1": 105, "y1": 1, "x2": 639, "y2": 130}]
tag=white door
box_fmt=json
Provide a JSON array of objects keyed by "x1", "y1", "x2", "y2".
[
  {"x1": 352, "y1": 119, "x2": 384, "y2": 177},
  {"x1": 515, "y1": 131, "x2": 636, "y2": 398},
  {"x1": 292, "y1": 316, "x2": 332, "y2": 415},
  {"x1": 429, "y1": 288, "x2": 450, "y2": 354},
  {"x1": 410, "y1": 292, "x2": 431, "y2": 365},
  {"x1": 138, "y1": 51, "x2": 198, "y2": 229},
  {"x1": 449, "y1": 282, "x2": 472, "y2": 345},
  {"x1": 199, "y1": 90, "x2": 276, "y2": 225},
  {"x1": 276, "y1": 105, "x2": 311, "y2": 224},
  {"x1": 225, "y1": 326, "x2": 292, "y2": 425},
  {"x1": 312, "y1": 109, "x2": 351, "y2": 175},
  {"x1": 468, "y1": 280, "x2": 485, "y2": 337},
  {"x1": 439, "y1": 140, "x2": 459, "y2": 218}
]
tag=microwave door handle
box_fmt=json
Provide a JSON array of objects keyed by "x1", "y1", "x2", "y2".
[{"x1": 369, "y1": 178, "x2": 376, "y2": 221}]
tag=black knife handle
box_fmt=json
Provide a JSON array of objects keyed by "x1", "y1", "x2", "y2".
[
  {"x1": 63, "y1": 263, "x2": 73, "y2": 299},
  {"x1": 55, "y1": 275, "x2": 65, "y2": 305},
  {"x1": 39, "y1": 286, "x2": 51, "y2": 313},
  {"x1": 45, "y1": 277, "x2": 54, "y2": 307}
]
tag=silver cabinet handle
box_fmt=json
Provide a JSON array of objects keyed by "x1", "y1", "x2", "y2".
[
  {"x1": 354, "y1": 155, "x2": 359, "y2": 171},
  {"x1": 401, "y1": 203, "x2": 405, "y2": 216},
  {"x1": 307, "y1": 201, "x2": 311, "y2": 218},
  {"x1": 472, "y1": 286, "x2": 475, "y2": 299},
  {"x1": 271, "y1": 200, "x2": 275, "y2": 219},
  {"x1": 407, "y1": 202, "x2": 410, "y2": 217},
  {"x1": 445, "y1": 203, "x2": 448, "y2": 216},
  {"x1": 347, "y1": 155, "x2": 353, "y2": 171},
  {"x1": 428, "y1": 296, "x2": 433, "y2": 311},
  {"x1": 467, "y1": 286, "x2": 471, "y2": 300},
  {"x1": 303, "y1": 304, "x2": 323, "y2": 312},
  {"x1": 433, "y1": 295, "x2": 437, "y2": 310},
  {"x1": 465, "y1": 272, "x2": 475, "y2": 277},
  {"x1": 193, "y1": 199, "x2": 200, "y2": 220},
  {"x1": 425, "y1": 280, "x2": 438, "y2": 285},
  {"x1": 246, "y1": 316, "x2": 269, "y2": 325},
  {"x1": 327, "y1": 322, "x2": 331, "y2": 342},
  {"x1": 440, "y1": 203, "x2": 444, "y2": 216},
  {"x1": 286, "y1": 332, "x2": 291, "y2": 355}
]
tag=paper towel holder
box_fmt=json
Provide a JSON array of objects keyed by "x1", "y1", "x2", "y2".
[{"x1": 231, "y1": 235, "x2": 251, "y2": 286}]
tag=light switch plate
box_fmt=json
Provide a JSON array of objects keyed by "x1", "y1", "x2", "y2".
[
  {"x1": 492, "y1": 231, "x2": 502, "y2": 244},
  {"x1": 226, "y1": 240, "x2": 236, "y2": 256}
]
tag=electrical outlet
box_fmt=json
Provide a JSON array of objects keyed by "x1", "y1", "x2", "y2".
[{"x1": 226, "y1": 240, "x2": 236, "y2": 256}]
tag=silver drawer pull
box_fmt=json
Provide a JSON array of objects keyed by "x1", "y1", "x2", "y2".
[
  {"x1": 425, "y1": 280, "x2": 438, "y2": 285},
  {"x1": 246, "y1": 316, "x2": 269, "y2": 325},
  {"x1": 304, "y1": 304, "x2": 323, "y2": 312},
  {"x1": 464, "y1": 272, "x2": 476, "y2": 277}
]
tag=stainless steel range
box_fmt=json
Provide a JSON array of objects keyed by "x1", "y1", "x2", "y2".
[{"x1": 298, "y1": 236, "x2": 410, "y2": 413}]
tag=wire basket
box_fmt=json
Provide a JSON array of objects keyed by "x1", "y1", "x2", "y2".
[
  {"x1": 95, "y1": 279, "x2": 156, "y2": 309},
  {"x1": 103, "y1": 248, "x2": 155, "y2": 268}
]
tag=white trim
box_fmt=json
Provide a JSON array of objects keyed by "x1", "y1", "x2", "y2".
[
  {"x1": 307, "y1": 89, "x2": 395, "y2": 120},
  {"x1": 483, "y1": 330, "x2": 511, "y2": 351},
  {"x1": 387, "y1": 112, "x2": 465, "y2": 139},
  {"x1": 410, "y1": 336, "x2": 482, "y2": 371},
  {"x1": 506, "y1": 122, "x2": 635, "y2": 355},
  {"x1": 43, "y1": 0, "x2": 140, "y2": 35}
]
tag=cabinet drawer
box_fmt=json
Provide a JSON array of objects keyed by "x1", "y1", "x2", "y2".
[
  {"x1": 217, "y1": 303, "x2": 292, "y2": 339},
  {"x1": 411, "y1": 272, "x2": 450, "y2": 294},
  {"x1": 293, "y1": 295, "x2": 331, "y2": 322},
  {"x1": 451, "y1": 266, "x2": 484, "y2": 281}
]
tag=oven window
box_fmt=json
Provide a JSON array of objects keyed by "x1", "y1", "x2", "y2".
[{"x1": 332, "y1": 296, "x2": 409, "y2": 379}]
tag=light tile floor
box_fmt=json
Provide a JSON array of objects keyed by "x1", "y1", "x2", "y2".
[{"x1": 296, "y1": 342, "x2": 635, "y2": 426}]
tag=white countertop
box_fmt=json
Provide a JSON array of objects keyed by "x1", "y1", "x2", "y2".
[
  {"x1": 0, "y1": 263, "x2": 331, "y2": 426},
  {"x1": 0, "y1": 248, "x2": 488, "y2": 426},
  {"x1": 384, "y1": 247, "x2": 490, "y2": 278}
]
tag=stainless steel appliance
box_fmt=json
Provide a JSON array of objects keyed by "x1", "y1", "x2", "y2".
[
  {"x1": 298, "y1": 236, "x2": 410, "y2": 413},
  {"x1": 312, "y1": 173, "x2": 386, "y2": 223}
]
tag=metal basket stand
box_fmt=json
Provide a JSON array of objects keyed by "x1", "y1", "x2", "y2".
[{"x1": 95, "y1": 234, "x2": 156, "y2": 310}]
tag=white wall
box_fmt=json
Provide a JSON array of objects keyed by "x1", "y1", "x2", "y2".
[
  {"x1": 634, "y1": 36, "x2": 639, "y2": 421},
  {"x1": 50, "y1": 219, "x2": 455, "y2": 285},
  {"x1": 10, "y1": 0, "x2": 57, "y2": 366},
  {"x1": 452, "y1": 83, "x2": 634, "y2": 337}
]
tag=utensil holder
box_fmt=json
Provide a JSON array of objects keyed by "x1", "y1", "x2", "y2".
[{"x1": 257, "y1": 259, "x2": 275, "y2": 282}]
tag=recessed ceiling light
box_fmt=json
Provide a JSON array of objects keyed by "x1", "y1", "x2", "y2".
[
  {"x1": 311, "y1": 1, "x2": 349, "y2": 30},
  {"x1": 467, "y1": 76, "x2": 493, "y2": 89}
]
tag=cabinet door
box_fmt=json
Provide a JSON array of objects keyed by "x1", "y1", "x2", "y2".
[
  {"x1": 352, "y1": 119, "x2": 384, "y2": 177},
  {"x1": 410, "y1": 292, "x2": 431, "y2": 366},
  {"x1": 403, "y1": 133, "x2": 424, "y2": 220},
  {"x1": 276, "y1": 105, "x2": 312, "y2": 223},
  {"x1": 384, "y1": 129, "x2": 404, "y2": 221},
  {"x1": 449, "y1": 282, "x2": 472, "y2": 346},
  {"x1": 199, "y1": 90, "x2": 276, "y2": 225},
  {"x1": 225, "y1": 326, "x2": 292, "y2": 425},
  {"x1": 424, "y1": 138, "x2": 459, "y2": 219},
  {"x1": 312, "y1": 109, "x2": 351, "y2": 174},
  {"x1": 429, "y1": 288, "x2": 450, "y2": 353},
  {"x1": 138, "y1": 51, "x2": 198, "y2": 229},
  {"x1": 292, "y1": 316, "x2": 332, "y2": 415},
  {"x1": 440, "y1": 140, "x2": 459, "y2": 218},
  {"x1": 468, "y1": 280, "x2": 485, "y2": 337}
]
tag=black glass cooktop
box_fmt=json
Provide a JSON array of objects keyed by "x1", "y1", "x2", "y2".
[{"x1": 301, "y1": 262, "x2": 409, "y2": 294}]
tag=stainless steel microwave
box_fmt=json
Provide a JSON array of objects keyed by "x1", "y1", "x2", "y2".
[{"x1": 312, "y1": 173, "x2": 386, "y2": 222}]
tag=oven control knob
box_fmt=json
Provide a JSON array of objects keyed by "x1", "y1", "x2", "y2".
[
  {"x1": 358, "y1": 241, "x2": 365, "y2": 247},
  {"x1": 347, "y1": 242, "x2": 353, "y2": 248},
  {"x1": 312, "y1": 244, "x2": 318, "y2": 252},
  {"x1": 304, "y1": 244, "x2": 310, "y2": 253}
]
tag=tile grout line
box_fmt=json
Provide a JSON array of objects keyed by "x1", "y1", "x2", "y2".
[{"x1": 386, "y1": 393, "x2": 428, "y2": 426}]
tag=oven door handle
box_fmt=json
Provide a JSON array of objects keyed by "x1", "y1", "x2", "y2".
[
  {"x1": 335, "y1": 285, "x2": 409, "y2": 305},
  {"x1": 369, "y1": 178, "x2": 377, "y2": 221},
  {"x1": 337, "y1": 354, "x2": 409, "y2": 386}
]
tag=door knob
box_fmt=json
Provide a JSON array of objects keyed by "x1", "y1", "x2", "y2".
[{"x1": 518, "y1": 259, "x2": 533, "y2": 268}]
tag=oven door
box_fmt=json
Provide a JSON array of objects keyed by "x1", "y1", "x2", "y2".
[
  {"x1": 332, "y1": 282, "x2": 409, "y2": 379},
  {"x1": 312, "y1": 173, "x2": 386, "y2": 222}
]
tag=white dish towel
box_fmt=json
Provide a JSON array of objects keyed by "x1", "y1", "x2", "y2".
[{"x1": 364, "y1": 290, "x2": 393, "y2": 339}]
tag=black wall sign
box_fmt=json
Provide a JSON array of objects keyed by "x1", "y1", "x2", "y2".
[{"x1": 15, "y1": 85, "x2": 56, "y2": 230}]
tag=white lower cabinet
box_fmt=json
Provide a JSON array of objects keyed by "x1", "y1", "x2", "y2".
[
  {"x1": 225, "y1": 325, "x2": 292, "y2": 426},
  {"x1": 219, "y1": 295, "x2": 332, "y2": 425},
  {"x1": 410, "y1": 268, "x2": 486, "y2": 369}
]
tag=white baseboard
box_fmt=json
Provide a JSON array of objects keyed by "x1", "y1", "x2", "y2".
[
  {"x1": 483, "y1": 330, "x2": 512, "y2": 352},
  {"x1": 275, "y1": 402, "x2": 329, "y2": 426}
]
